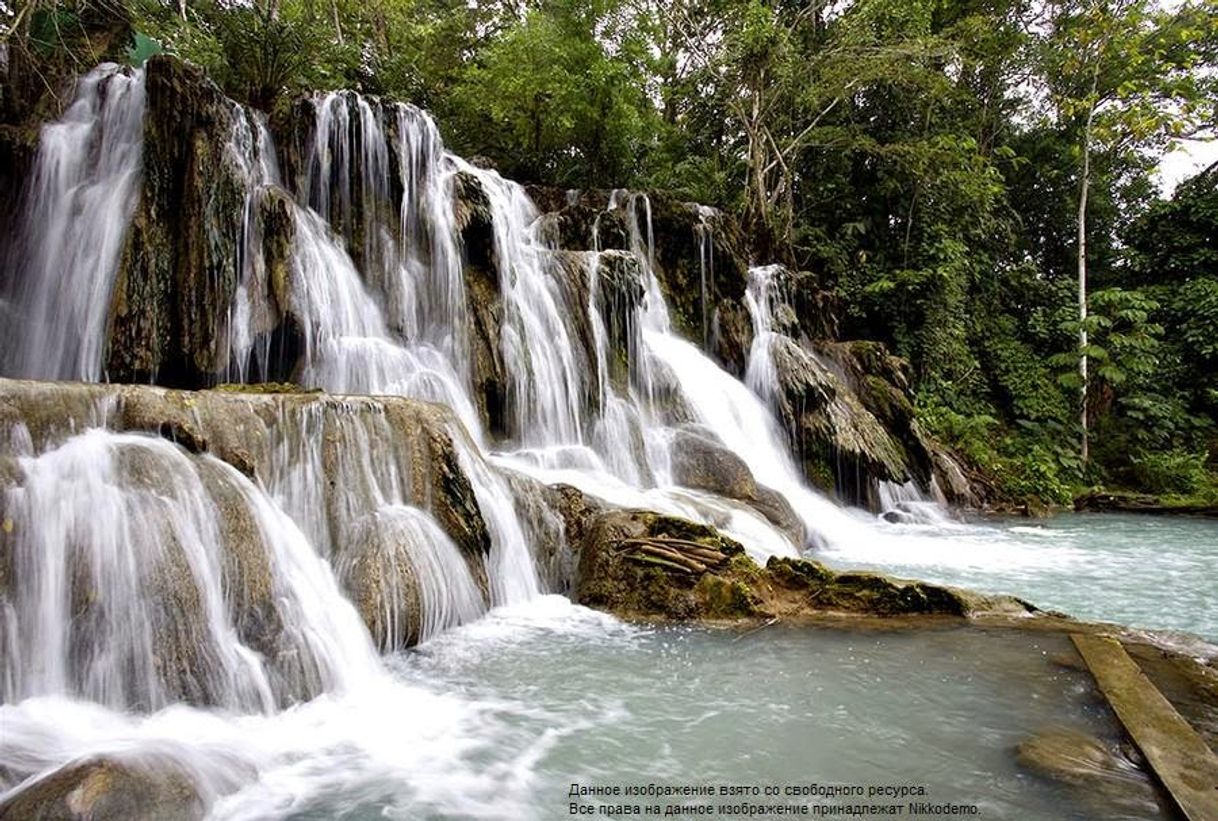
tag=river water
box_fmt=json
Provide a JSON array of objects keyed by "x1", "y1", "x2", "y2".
[
  {"x1": 821, "y1": 510, "x2": 1218, "y2": 644},
  {"x1": 0, "y1": 596, "x2": 1164, "y2": 820}
]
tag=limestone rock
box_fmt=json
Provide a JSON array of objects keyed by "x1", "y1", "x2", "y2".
[
  {"x1": 670, "y1": 428, "x2": 805, "y2": 545},
  {"x1": 0, "y1": 757, "x2": 205, "y2": 821},
  {"x1": 769, "y1": 337, "x2": 911, "y2": 504},
  {"x1": 1017, "y1": 729, "x2": 1164, "y2": 818},
  {"x1": 0, "y1": 378, "x2": 494, "y2": 651},
  {"x1": 103, "y1": 56, "x2": 302, "y2": 388},
  {"x1": 546, "y1": 483, "x2": 1032, "y2": 623}
]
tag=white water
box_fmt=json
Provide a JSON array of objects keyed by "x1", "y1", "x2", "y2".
[
  {"x1": 0, "y1": 65, "x2": 145, "y2": 381},
  {"x1": 0, "y1": 426, "x2": 378, "y2": 713},
  {"x1": 0, "y1": 67, "x2": 1210, "y2": 819}
]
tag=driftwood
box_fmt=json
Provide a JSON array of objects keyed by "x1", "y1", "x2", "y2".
[{"x1": 615, "y1": 536, "x2": 731, "y2": 575}]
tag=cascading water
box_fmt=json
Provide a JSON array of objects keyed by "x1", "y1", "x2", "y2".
[
  {"x1": 222, "y1": 106, "x2": 284, "y2": 384},
  {"x1": 0, "y1": 424, "x2": 378, "y2": 714},
  {"x1": 0, "y1": 65, "x2": 968, "y2": 666},
  {"x1": 694, "y1": 205, "x2": 717, "y2": 349},
  {"x1": 0, "y1": 64, "x2": 145, "y2": 381},
  {"x1": 0, "y1": 63, "x2": 1207, "y2": 820}
]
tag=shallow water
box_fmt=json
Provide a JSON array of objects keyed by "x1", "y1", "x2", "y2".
[
  {"x1": 0, "y1": 597, "x2": 1165, "y2": 820},
  {"x1": 820, "y1": 511, "x2": 1218, "y2": 643}
]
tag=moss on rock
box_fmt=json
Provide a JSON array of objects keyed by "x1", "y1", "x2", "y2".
[{"x1": 547, "y1": 483, "x2": 1032, "y2": 624}]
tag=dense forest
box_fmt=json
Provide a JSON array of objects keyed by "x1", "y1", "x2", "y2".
[{"x1": 5, "y1": 0, "x2": 1218, "y2": 508}]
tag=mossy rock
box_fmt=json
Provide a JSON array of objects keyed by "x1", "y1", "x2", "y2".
[
  {"x1": 211, "y1": 382, "x2": 319, "y2": 395},
  {"x1": 694, "y1": 574, "x2": 759, "y2": 619}
]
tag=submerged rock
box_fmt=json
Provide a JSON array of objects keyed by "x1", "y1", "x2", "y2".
[{"x1": 1016, "y1": 728, "x2": 1166, "y2": 818}]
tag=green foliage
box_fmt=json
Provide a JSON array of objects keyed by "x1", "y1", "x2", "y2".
[
  {"x1": 449, "y1": 1, "x2": 658, "y2": 184},
  {"x1": 1129, "y1": 449, "x2": 1211, "y2": 495},
  {"x1": 916, "y1": 399, "x2": 1078, "y2": 505}
]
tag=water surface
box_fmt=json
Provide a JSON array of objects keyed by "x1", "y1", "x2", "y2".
[{"x1": 822, "y1": 511, "x2": 1218, "y2": 643}]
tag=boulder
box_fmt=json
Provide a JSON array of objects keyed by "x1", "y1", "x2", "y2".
[
  {"x1": 0, "y1": 757, "x2": 204, "y2": 821},
  {"x1": 670, "y1": 428, "x2": 805, "y2": 545},
  {"x1": 545, "y1": 483, "x2": 1033, "y2": 623},
  {"x1": 1016, "y1": 729, "x2": 1164, "y2": 817},
  {"x1": 769, "y1": 337, "x2": 912, "y2": 505}
]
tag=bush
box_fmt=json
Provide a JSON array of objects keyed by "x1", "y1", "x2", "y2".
[{"x1": 1129, "y1": 449, "x2": 1210, "y2": 496}]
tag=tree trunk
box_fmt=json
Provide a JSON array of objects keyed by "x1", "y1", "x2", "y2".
[
  {"x1": 1077, "y1": 146, "x2": 1090, "y2": 466},
  {"x1": 331, "y1": 0, "x2": 344, "y2": 44},
  {"x1": 1077, "y1": 63, "x2": 1100, "y2": 468}
]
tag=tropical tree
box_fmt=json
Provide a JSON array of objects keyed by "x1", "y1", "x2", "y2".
[{"x1": 1040, "y1": 0, "x2": 1218, "y2": 464}]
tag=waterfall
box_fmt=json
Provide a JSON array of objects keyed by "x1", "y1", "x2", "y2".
[
  {"x1": 0, "y1": 65, "x2": 145, "y2": 381},
  {"x1": 291, "y1": 95, "x2": 482, "y2": 437},
  {"x1": 0, "y1": 64, "x2": 997, "y2": 816},
  {"x1": 743, "y1": 263, "x2": 787, "y2": 406},
  {"x1": 338, "y1": 505, "x2": 486, "y2": 649},
  {"x1": 224, "y1": 107, "x2": 283, "y2": 384},
  {"x1": 458, "y1": 161, "x2": 591, "y2": 447},
  {"x1": 0, "y1": 68, "x2": 956, "y2": 694},
  {"x1": 876, "y1": 480, "x2": 952, "y2": 526},
  {"x1": 0, "y1": 425, "x2": 378, "y2": 713},
  {"x1": 694, "y1": 205, "x2": 716, "y2": 349}
]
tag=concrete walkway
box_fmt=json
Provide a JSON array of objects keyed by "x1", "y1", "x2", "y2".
[{"x1": 1072, "y1": 633, "x2": 1218, "y2": 821}]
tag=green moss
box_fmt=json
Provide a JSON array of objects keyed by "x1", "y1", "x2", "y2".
[
  {"x1": 694, "y1": 574, "x2": 758, "y2": 618},
  {"x1": 211, "y1": 382, "x2": 319, "y2": 394},
  {"x1": 766, "y1": 556, "x2": 835, "y2": 588},
  {"x1": 727, "y1": 553, "x2": 764, "y2": 583}
]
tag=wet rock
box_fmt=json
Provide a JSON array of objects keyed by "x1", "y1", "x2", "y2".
[
  {"x1": 0, "y1": 756, "x2": 205, "y2": 821},
  {"x1": 769, "y1": 337, "x2": 911, "y2": 505},
  {"x1": 548, "y1": 483, "x2": 1031, "y2": 623},
  {"x1": 670, "y1": 428, "x2": 805, "y2": 545},
  {"x1": 340, "y1": 522, "x2": 426, "y2": 650},
  {"x1": 930, "y1": 449, "x2": 980, "y2": 508},
  {"x1": 464, "y1": 262, "x2": 508, "y2": 437},
  {"x1": 568, "y1": 505, "x2": 749, "y2": 620},
  {"x1": 401, "y1": 408, "x2": 493, "y2": 559},
  {"x1": 0, "y1": 378, "x2": 495, "y2": 648},
  {"x1": 455, "y1": 169, "x2": 495, "y2": 272},
  {"x1": 1017, "y1": 729, "x2": 1165, "y2": 818},
  {"x1": 594, "y1": 250, "x2": 646, "y2": 384},
  {"x1": 107, "y1": 56, "x2": 252, "y2": 386},
  {"x1": 768, "y1": 559, "x2": 970, "y2": 616},
  {"x1": 523, "y1": 187, "x2": 757, "y2": 374},
  {"x1": 196, "y1": 462, "x2": 293, "y2": 689},
  {"x1": 502, "y1": 470, "x2": 576, "y2": 594}
]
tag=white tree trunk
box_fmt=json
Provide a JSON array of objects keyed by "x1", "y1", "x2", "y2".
[
  {"x1": 1077, "y1": 63, "x2": 1101, "y2": 468},
  {"x1": 1077, "y1": 150, "x2": 1090, "y2": 466}
]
